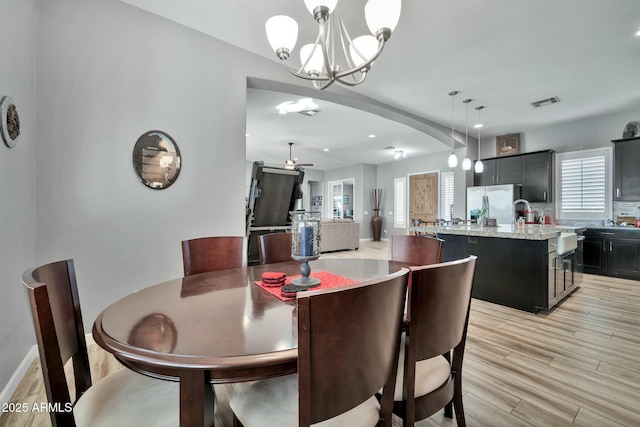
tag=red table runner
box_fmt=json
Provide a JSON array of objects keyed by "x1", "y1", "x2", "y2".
[{"x1": 255, "y1": 271, "x2": 359, "y2": 301}]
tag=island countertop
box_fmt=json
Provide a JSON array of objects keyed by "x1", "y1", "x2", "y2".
[{"x1": 407, "y1": 224, "x2": 583, "y2": 240}]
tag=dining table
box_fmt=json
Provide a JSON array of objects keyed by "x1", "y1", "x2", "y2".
[{"x1": 92, "y1": 258, "x2": 409, "y2": 427}]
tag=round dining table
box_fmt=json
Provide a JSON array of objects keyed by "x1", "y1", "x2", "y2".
[{"x1": 92, "y1": 258, "x2": 408, "y2": 427}]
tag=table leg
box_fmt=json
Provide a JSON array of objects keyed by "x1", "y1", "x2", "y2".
[{"x1": 180, "y1": 370, "x2": 215, "y2": 427}]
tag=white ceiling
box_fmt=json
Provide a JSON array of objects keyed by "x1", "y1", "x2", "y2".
[{"x1": 121, "y1": 0, "x2": 640, "y2": 170}]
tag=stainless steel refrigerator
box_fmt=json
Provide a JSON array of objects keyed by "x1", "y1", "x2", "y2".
[{"x1": 467, "y1": 184, "x2": 522, "y2": 225}]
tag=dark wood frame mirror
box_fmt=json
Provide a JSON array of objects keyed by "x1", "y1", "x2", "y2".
[{"x1": 132, "y1": 130, "x2": 181, "y2": 189}]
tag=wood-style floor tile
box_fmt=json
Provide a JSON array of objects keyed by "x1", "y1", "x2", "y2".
[{"x1": 2, "y1": 240, "x2": 640, "y2": 427}]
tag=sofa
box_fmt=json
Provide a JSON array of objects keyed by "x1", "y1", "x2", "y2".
[{"x1": 319, "y1": 218, "x2": 360, "y2": 252}]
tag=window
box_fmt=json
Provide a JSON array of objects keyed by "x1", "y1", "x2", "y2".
[
  {"x1": 555, "y1": 148, "x2": 612, "y2": 220},
  {"x1": 440, "y1": 171, "x2": 454, "y2": 221},
  {"x1": 394, "y1": 177, "x2": 406, "y2": 228}
]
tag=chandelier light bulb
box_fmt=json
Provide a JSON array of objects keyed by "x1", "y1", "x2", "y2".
[
  {"x1": 462, "y1": 157, "x2": 471, "y2": 170},
  {"x1": 365, "y1": 0, "x2": 401, "y2": 37},
  {"x1": 300, "y1": 43, "x2": 325, "y2": 74},
  {"x1": 475, "y1": 160, "x2": 484, "y2": 173},
  {"x1": 350, "y1": 35, "x2": 379, "y2": 67},
  {"x1": 304, "y1": 0, "x2": 338, "y2": 15},
  {"x1": 265, "y1": 16, "x2": 298, "y2": 54}
]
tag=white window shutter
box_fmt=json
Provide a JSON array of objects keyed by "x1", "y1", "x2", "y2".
[{"x1": 394, "y1": 177, "x2": 406, "y2": 228}]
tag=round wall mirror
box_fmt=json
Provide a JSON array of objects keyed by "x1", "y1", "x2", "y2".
[{"x1": 132, "y1": 130, "x2": 181, "y2": 189}]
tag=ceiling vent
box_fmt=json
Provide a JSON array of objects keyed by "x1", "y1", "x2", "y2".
[
  {"x1": 384, "y1": 146, "x2": 396, "y2": 150},
  {"x1": 530, "y1": 96, "x2": 561, "y2": 108},
  {"x1": 297, "y1": 109, "x2": 320, "y2": 117}
]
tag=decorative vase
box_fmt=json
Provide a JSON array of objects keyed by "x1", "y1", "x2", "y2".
[{"x1": 372, "y1": 209, "x2": 382, "y2": 242}]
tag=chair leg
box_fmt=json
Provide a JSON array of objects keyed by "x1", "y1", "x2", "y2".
[
  {"x1": 453, "y1": 380, "x2": 466, "y2": 427},
  {"x1": 232, "y1": 413, "x2": 244, "y2": 427},
  {"x1": 444, "y1": 400, "x2": 453, "y2": 418}
]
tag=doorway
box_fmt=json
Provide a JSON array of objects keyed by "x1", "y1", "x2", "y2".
[
  {"x1": 327, "y1": 178, "x2": 354, "y2": 219},
  {"x1": 409, "y1": 172, "x2": 439, "y2": 224}
]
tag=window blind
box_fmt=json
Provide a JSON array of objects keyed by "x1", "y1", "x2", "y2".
[
  {"x1": 441, "y1": 171, "x2": 454, "y2": 221},
  {"x1": 556, "y1": 148, "x2": 612, "y2": 220},
  {"x1": 394, "y1": 177, "x2": 406, "y2": 228}
]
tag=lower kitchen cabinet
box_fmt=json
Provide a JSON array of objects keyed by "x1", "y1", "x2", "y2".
[{"x1": 584, "y1": 229, "x2": 640, "y2": 280}]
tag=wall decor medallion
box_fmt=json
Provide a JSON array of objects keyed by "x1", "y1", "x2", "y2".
[
  {"x1": 1, "y1": 96, "x2": 20, "y2": 148},
  {"x1": 496, "y1": 133, "x2": 520, "y2": 157},
  {"x1": 132, "y1": 130, "x2": 181, "y2": 190},
  {"x1": 622, "y1": 121, "x2": 640, "y2": 139}
]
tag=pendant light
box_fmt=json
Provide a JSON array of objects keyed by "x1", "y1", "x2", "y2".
[
  {"x1": 462, "y1": 99, "x2": 472, "y2": 170},
  {"x1": 474, "y1": 106, "x2": 485, "y2": 173},
  {"x1": 447, "y1": 91, "x2": 458, "y2": 168}
]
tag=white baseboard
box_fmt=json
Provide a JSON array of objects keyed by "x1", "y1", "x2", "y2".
[{"x1": 0, "y1": 345, "x2": 37, "y2": 406}]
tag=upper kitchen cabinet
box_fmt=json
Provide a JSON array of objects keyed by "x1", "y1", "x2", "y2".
[
  {"x1": 496, "y1": 156, "x2": 522, "y2": 184},
  {"x1": 522, "y1": 151, "x2": 553, "y2": 202},
  {"x1": 473, "y1": 156, "x2": 521, "y2": 185},
  {"x1": 474, "y1": 159, "x2": 496, "y2": 185},
  {"x1": 613, "y1": 137, "x2": 640, "y2": 201},
  {"x1": 473, "y1": 151, "x2": 553, "y2": 202}
]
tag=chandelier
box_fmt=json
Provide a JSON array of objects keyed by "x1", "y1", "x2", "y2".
[{"x1": 265, "y1": 0, "x2": 401, "y2": 90}]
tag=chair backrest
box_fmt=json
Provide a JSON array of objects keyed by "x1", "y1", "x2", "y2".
[
  {"x1": 181, "y1": 236, "x2": 246, "y2": 276},
  {"x1": 258, "y1": 233, "x2": 293, "y2": 264},
  {"x1": 22, "y1": 259, "x2": 91, "y2": 427},
  {"x1": 407, "y1": 255, "x2": 477, "y2": 365},
  {"x1": 389, "y1": 235, "x2": 445, "y2": 266},
  {"x1": 296, "y1": 268, "x2": 410, "y2": 426}
]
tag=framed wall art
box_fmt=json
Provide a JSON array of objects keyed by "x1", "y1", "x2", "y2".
[{"x1": 496, "y1": 133, "x2": 520, "y2": 157}]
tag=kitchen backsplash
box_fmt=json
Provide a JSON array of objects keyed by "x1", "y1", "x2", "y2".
[{"x1": 524, "y1": 201, "x2": 639, "y2": 227}]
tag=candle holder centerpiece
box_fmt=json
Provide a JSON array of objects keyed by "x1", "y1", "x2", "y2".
[{"x1": 290, "y1": 210, "x2": 322, "y2": 288}]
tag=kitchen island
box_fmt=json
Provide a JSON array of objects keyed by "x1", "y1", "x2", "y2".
[{"x1": 408, "y1": 224, "x2": 583, "y2": 313}]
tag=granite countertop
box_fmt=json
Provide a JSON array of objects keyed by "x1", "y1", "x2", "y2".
[{"x1": 407, "y1": 224, "x2": 572, "y2": 240}]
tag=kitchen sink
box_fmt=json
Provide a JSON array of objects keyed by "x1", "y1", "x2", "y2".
[{"x1": 557, "y1": 232, "x2": 577, "y2": 255}]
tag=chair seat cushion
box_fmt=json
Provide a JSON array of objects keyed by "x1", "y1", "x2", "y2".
[
  {"x1": 73, "y1": 368, "x2": 179, "y2": 427},
  {"x1": 230, "y1": 374, "x2": 381, "y2": 427},
  {"x1": 394, "y1": 335, "x2": 451, "y2": 401}
]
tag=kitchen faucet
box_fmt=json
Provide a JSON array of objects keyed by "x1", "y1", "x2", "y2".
[{"x1": 513, "y1": 199, "x2": 532, "y2": 225}]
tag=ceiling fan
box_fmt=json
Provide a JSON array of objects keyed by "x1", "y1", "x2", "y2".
[{"x1": 284, "y1": 142, "x2": 314, "y2": 169}]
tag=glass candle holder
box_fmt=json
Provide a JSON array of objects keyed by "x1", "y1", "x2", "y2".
[{"x1": 290, "y1": 211, "x2": 322, "y2": 287}]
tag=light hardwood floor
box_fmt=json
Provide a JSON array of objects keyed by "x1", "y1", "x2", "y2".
[{"x1": 3, "y1": 239, "x2": 640, "y2": 426}]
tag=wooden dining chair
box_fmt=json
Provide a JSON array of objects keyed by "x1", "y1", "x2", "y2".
[
  {"x1": 230, "y1": 268, "x2": 410, "y2": 427},
  {"x1": 389, "y1": 234, "x2": 445, "y2": 265},
  {"x1": 392, "y1": 255, "x2": 477, "y2": 427},
  {"x1": 22, "y1": 259, "x2": 179, "y2": 427},
  {"x1": 181, "y1": 235, "x2": 246, "y2": 276},
  {"x1": 258, "y1": 232, "x2": 293, "y2": 264}
]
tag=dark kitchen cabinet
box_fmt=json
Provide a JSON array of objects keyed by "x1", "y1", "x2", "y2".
[
  {"x1": 474, "y1": 159, "x2": 496, "y2": 186},
  {"x1": 495, "y1": 156, "x2": 522, "y2": 184},
  {"x1": 613, "y1": 137, "x2": 640, "y2": 201},
  {"x1": 608, "y1": 238, "x2": 640, "y2": 277},
  {"x1": 584, "y1": 229, "x2": 640, "y2": 279},
  {"x1": 583, "y1": 234, "x2": 607, "y2": 275},
  {"x1": 474, "y1": 151, "x2": 553, "y2": 201},
  {"x1": 440, "y1": 233, "x2": 548, "y2": 313},
  {"x1": 473, "y1": 157, "x2": 521, "y2": 185},
  {"x1": 522, "y1": 151, "x2": 553, "y2": 202}
]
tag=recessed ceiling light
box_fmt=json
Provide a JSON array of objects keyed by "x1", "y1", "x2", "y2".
[
  {"x1": 369, "y1": 134, "x2": 376, "y2": 138},
  {"x1": 636, "y1": 29, "x2": 640, "y2": 36},
  {"x1": 473, "y1": 123, "x2": 483, "y2": 129},
  {"x1": 245, "y1": 133, "x2": 250, "y2": 137},
  {"x1": 278, "y1": 110, "x2": 287, "y2": 115},
  {"x1": 323, "y1": 148, "x2": 330, "y2": 151}
]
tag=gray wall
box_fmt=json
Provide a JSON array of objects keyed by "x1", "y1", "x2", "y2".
[
  {"x1": 0, "y1": 0, "x2": 37, "y2": 393},
  {"x1": 0, "y1": 0, "x2": 322, "y2": 393}
]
